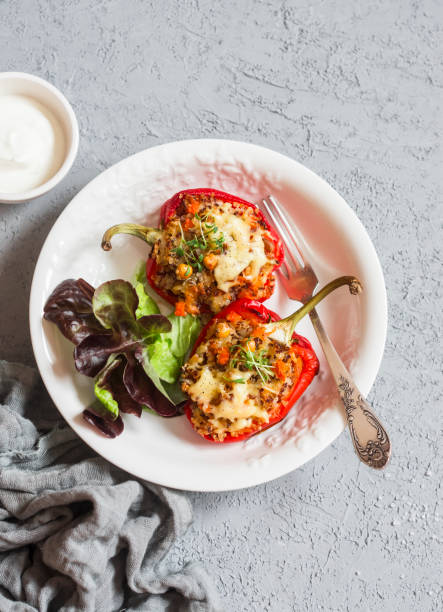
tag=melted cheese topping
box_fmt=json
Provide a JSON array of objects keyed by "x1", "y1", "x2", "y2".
[
  {"x1": 187, "y1": 367, "x2": 270, "y2": 423},
  {"x1": 211, "y1": 210, "x2": 269, "y2": 292},
  {"x1": 187, "y1": 367, "x2": 219, "y2": 407}
]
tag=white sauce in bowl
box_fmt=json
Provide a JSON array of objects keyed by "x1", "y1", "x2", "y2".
[{"x1": 0, "y1": 94, "x2": 66, "y2": 193}]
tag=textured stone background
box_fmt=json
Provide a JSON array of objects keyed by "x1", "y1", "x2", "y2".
[{"x1": 1, "y1": 1, "x2": 442, "y2": 610}]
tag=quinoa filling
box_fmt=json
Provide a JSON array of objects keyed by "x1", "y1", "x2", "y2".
[
  {"x1": 181, "y1": 315, "x2": 303, "y2": 441},
  {"x1": 151, "y1": 192, "x2": 278, "y2": 315}
]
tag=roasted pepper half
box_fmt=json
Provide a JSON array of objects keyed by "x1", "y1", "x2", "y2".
[
  {"x1": 102, "y1": 188, "x2": 284, "y2": 315},
  {"x1": 181, "y1": 276, "x2": 362, "y2": 443}
]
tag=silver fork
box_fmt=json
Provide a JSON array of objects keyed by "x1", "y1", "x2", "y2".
[{"x1": 262, "y1": 195, "x2": 391, "y2": 469}]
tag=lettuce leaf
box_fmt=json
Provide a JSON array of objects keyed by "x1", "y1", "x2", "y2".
[
  {"x1": 147, "y1": 338, "x2": 180, "y2": 384},
  {"x1": 94, "y1": 382, "x2": 119, "y2": 420},
  {"x1": 82, "y1": 407, "x2": 124, "y2": 438},
  {"x1": 44, "y1": 269, "x2": 199, "y2": 434},
  {"x1": 166, "y1": 312, "x2": 201, "y2": 361},
  {"x1": 129, "y1": 265, "x2": 201, "y2": 387},
  {"x1": 146, "y1": 313, "x2": 201, "y2": 384},
  {"x1": 92, "y1": 279, "x2": 169, "y2": 340},
  {"x1": 94, "y1": 354, "x2": 142, "y2": 419},
  {"x1": 132, "y1": 262, "x2": 160, "y2": 318},
  {"x1": 74, "y1": 280, "x2": 171, "y2": 377},
  {"x1": 88, "y1": 279, "x2": 186, "y2": 413},
  {"x1": 43, "y1": 278, "x2": 106, "y2": 345},
  {"x1": 136, "y1": 345, "x2": 187, "y2": 405}
]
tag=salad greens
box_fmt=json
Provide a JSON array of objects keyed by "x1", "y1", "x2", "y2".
[
  {"x1": 94, "y1": 355, "x2": 143, "y2": 419},
  {"x1": 132, "y1": 262, "x2": 160, "y2": 317},
  {"x1": 74, "y1": 280, "x2": 170, "y2": 378},
  {"x1": 42, "y1": 278, "x2": 106, "y2": 345},
  {"x1": 43, "y1": 263, "x2": 202, "y2": 438},
  {"x1": 146, "y1": 312, "x2": 201, "y2": 384}
]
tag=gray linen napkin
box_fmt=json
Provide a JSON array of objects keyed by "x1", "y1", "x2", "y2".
[{"x1": 0, "y1": 360, "x2": 221, "y2": 612}]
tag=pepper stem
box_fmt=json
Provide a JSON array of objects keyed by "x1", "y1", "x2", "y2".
[
  {"x1": 101, "y1": 224, "x2": 162, "y2": 251},
  {"x1": 267, "y1": 276, "x2": 362, "y2": 346}
]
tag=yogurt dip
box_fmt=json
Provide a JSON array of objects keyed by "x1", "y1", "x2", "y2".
[{"x1": 0, "y1": 94, "x2": 66, "y2": 194}]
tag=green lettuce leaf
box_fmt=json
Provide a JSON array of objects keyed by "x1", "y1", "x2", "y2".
[
  {"x1": 132, "y1": 262, "x2": 160, "y2": 318},
  {"x1": 166, "y1": 312, "x2": 201, "y2": 360},
  {"x1": 82, "y1": 270, "x2": 201, "y2": 409},
  {"x1": 94, "y1": 356, "x2": 121, "y2": 420},
  {"x1": 136, "y1": 345, "x2": 187, "y2": 405},
  {"x1": 147, "y1": 338, "x2": 180, "y2": 384},
  {"x1": 145, "y1": 313, "x2": 201, "y2": 384},
  {"x1": 90, "y1": 276, "x2": 194, "y2": 407}
]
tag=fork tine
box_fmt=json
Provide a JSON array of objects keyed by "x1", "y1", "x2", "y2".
[
  {"x1": 265, "y1": 195, "x2": 312, "y2": 267},
  {"x1": 276, "y1": 269, "x2": 292, "y2": 293},
  {"x1": 262, "y1": 195, "x2": 319, "y2": 302},
  {"x1": 261, "y1": 197, "x2": 304, "y2": 272},
  {"x1": 280, "y1": 259, "x2": 291, "y2": 279}
]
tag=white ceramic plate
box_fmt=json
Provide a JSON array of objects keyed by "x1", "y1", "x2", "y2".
[{"x1": 30, "y1": 139, "x2": 387, "y2": 492}]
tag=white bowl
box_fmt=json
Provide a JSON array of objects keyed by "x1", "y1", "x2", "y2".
[
  {"x1": 0, "y1": 72, "x2": 79, "y2": 204},
  {"x1": 30, "y1": 139, "x2": 388, "y2": 491}
]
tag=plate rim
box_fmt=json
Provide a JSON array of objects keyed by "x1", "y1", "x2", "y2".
[{"x1": 29, "y1": 138, "x2": 388, "y2": 491}]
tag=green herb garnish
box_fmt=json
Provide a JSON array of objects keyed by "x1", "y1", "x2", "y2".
[
  {"x1": 173, "y1": 216, "x2": 225, "y2": 272},
  {"x1": 229, "y1": 345, "x2": 274, "y2": 383},
  {"x1": 221, "y1": 376, "x2": 247, "y2": 384}
]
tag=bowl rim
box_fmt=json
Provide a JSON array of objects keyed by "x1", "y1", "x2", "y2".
[{"x1": 0, "y1": 71, "x2": 79, "y2": 203}]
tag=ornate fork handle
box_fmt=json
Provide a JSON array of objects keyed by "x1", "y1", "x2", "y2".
[{"x1": 309, "y1": 308, "x2": 391, "y2": 469}]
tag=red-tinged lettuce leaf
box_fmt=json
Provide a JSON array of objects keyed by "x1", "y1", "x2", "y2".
[
  {"x1": 93, "y1": 353, "x2": 180, "y2": 423},
  {"x1": 43, "y1": 278, "x2": 107, "y2": 345},
  {"x1": 92, "y1": 280, "x2": 171, "y2": 341},
  {"x1": 122, "y1": 352, "x2": 157, "y2": 408},
  {"x1": 74, "y1": 280, "x2": 171, "y2": 377},
  {"x1": 154, "y1": 395, "x2": 186, "y2": 417},
  {"x1": 121, "y1": 353, "x2": 181, "y2": 417},
  {"x1": 74, "y1": 333, "x2": 122, "y2": 377},
  {"x1": 82, "y1": 408, "x2": 124, "y2": 438},
  {"x1": 46, "y1": 277, "x2": 183, "y2": 432},
  {"x1": 141, "y1": 383, "x2": 183, "y2": 418},
  {"x1": 95, "y1": 355, "x2": 142, "y2": 418},
  {"x1": 135, "y1": 344, "x2": 188, "y2": 407}
]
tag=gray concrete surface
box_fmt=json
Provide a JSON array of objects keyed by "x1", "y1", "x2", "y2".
[{"x1": 1, "y1": 1, "x2": 442, "y2": 610}]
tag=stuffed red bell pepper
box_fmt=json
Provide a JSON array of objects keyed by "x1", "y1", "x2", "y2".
[
  {"x1": 181, "y1": 276, "x2": 362, "y2": 442},
  {"x1": 102, "y1": 188, "x2": 284, "y2": 316}
]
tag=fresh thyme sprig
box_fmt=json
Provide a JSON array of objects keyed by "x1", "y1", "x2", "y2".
[
  {"x1": 172, "y1": 216, "x2": 225, "y2": 272},
  {"x1": 229, "y1": 344, "x2": 274, "y2": 383},
  {"x1": 221, "y1": 376, "x2": 246, "y2": 384}
]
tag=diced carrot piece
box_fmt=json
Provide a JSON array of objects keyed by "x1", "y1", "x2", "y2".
[
  {"x1": 252, "y1": 326, "x2": 265, "y2": 338},
  {"x1": 186, "y1": 197, "x2": 200, "y2": 215},
  {"x1": 217, "y1": 346, "x2": 230, "y2": 365},
  {"x1": 216, "y1": 322, "x2": 231, "y2": 338},
  {"x1": 183, "y1": 217, "x2": 194, "y2": 230},
  {"x1": 245, "y1": 339, "x2": 256, "y2": 353},
  {"x1": 226, "y1": 311, "x2": 242, "y2": 323},
  {"x1": 253, "y1": 325, "x2": 275, "y2": 338},
  {"x1": 273, "y1": 359, "x2": 288, "y2": 381},
  {"x1": 175, "y1": 301, "x2": 186, "y2": 316},
  {"x1": 184, "y1": 288, "x2": 199, "y2": 315}
]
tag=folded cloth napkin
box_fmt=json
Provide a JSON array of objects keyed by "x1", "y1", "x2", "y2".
[{"x1": 0, "y1": 361, "x2": 221, "y2": 612}]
